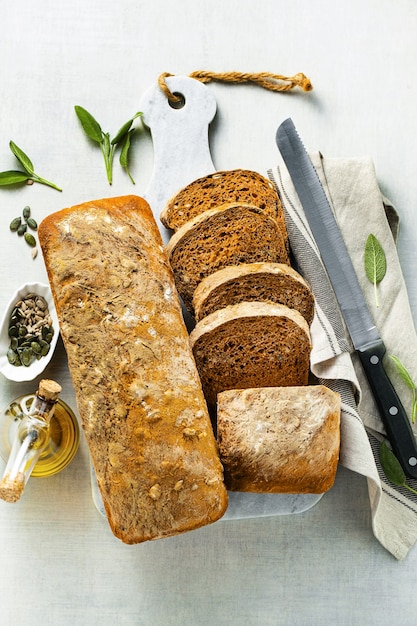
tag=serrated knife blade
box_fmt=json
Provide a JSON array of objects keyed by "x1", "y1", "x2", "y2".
[{"x1": 276, "y1": 117, "x2": 417, "y2": 478}]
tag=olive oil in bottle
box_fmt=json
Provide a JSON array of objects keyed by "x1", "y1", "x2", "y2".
[{"x1": 0, "y1": 379, "x2": 76, "y2": 502}]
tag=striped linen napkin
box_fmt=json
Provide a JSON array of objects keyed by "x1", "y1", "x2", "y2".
[{"x1": 268, "y1": 153, "x2": 417, "y2": 560}]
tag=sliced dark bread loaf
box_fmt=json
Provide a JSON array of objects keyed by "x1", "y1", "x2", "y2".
[
  {"x1": 189, "y1": 301, "x2": 311, "y2": 406},
  {"x1": 192, "y1": 262, "x2": 315, "y2": 324},
  {"x1": 165, "y1": 204, "x2": 291, "y2": 315},
  {"x1": 217, "y1": 385, "x2": 340, "y2": 494},
  {"x1": 160, "y1": 168, "x2": 286, "y2": 236}
]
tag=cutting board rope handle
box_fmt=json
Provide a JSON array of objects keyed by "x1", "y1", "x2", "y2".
[{"x1": 158, "y1": 70, "x2": 313, "y2": 104}]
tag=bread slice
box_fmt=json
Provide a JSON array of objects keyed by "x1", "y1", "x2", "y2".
[
  {"x1": 217, "y1": 385, "x2": 340, "y2": 494},
  {"x1": 166, "y1": 203, "x2": 291, "y2": 315},
  {"x1": 38, "y1": 195, "x2": 228, "y2": 544},
  {"x1": 189, "y1": 301, "x2": 311, "y2": 406},
  {"x1": 160, "y1": 168, "x2": 286, "y2": 234},
  {"x1": 193, "y1": 262, "x2": 315, "y2": 324}
]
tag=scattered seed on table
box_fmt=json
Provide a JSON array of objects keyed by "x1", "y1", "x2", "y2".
[
  {"x1": 24, "y1": 232, "x2": 36, "y2": 247},
  {"x1": 9, "y1": 217, "x2": 21, "y2": 231}
]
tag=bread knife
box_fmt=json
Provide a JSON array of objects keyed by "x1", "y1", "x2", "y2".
[{"x1": 276, "y1": 117, "x2": 417, "y2": 478}]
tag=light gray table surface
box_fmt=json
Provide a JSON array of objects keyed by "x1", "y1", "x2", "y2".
[{"x1": 0, "y1": 1, "x2": 416, "y2": 624}]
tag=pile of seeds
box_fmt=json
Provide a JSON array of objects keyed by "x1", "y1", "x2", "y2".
[
  {"x1": 7, "y1": 293, "x2": 54, "y2": 367},
  {"x1": 9, "y1": 206, "x2": 38, "y2": 258}
]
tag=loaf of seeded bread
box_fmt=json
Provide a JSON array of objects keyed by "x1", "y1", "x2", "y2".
[
  {"x1": 38, "y1": 195, "x2": 228, "y2": 544},
  {"x1": 192, "y1": 262, "x2": 315, "y2": 324},
  {"x1": 166, "y1": 204, "x2": 290, "y2": 315},
  {"x1": 160, "y1": 168, "x2": 286, "y2": 235},
  {"x1": 217, "y1": 385, "x2": 340, "y2": 494},
  {"x1": 189, "y1": 301, "x2": 311, "y2": 406}
]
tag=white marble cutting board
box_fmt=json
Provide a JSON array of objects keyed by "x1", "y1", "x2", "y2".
[{"x1": 132, "y1": 75, "x2": 323, "y2": 519}]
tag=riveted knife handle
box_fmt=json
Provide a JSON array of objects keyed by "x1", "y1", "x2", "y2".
[{"x1": 358, "y1": 341, "x2": 417, "y2": 479}]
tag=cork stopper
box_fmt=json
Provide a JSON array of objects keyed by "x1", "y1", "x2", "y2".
[
  {"x1": 0, "y1": 473, "x2": 25, "y2": 503},
  {"x1": 38, "y1": 379, "x2": 62, "y2": 402}
]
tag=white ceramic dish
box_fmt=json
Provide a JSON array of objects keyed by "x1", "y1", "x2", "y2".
[{"x1": 0, "y1": 282, "x2": 60, "y2": 382}]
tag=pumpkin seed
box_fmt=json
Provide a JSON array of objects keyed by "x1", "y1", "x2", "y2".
[
  {"x1": 31, "y1": 341, "x2": 41, "y2": 354},
  {"x1": 40, "y1": 342, "x2": 50, "y2": 357},
  {"x1": 17, "y1": 223, "x2": 27, "y2": 236},
  {"x1": 26, "y1": 217, "x2": 37, "y2": 230},
  {"x1": 7, "y1": 348, "x2": 18, "y2": 364},
  {"x1": 24, "y1": 232, "x2": 36, "y2": 247},
  {"x1": 13, "y1": 354, "x2": 22, "y2": 366},
  {"x1": 21, "y1": 347, "x2": 33, "y2": 367},
  {"x1": 22, "y1": 206, "x2": 30, "y2": 219},
  {"x1": 42, "y1": 325, "x2": 54, "y2": 342},
  {"x1": 9, "y1": 217, "x2": 21, "y2": 231}
]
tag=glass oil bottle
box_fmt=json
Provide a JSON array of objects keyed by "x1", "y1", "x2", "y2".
[{"x1": 0, "y1": 379, "x2": 63, "y2": 502}]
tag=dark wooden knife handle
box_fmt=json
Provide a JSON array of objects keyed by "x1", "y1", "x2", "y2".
[{"x1": 358, "y1": 341, "x2": 417, "y2": 479}]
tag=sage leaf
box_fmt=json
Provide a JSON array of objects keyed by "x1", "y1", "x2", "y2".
[
  {"x1": 365, "y1": 234, "x2": 387, "y2": 283},
  {"x1": 102, "y1": 132, "x2": 111, "y2": 156},
  {"x1": 119, "y1": 129, "x2": 135, "y2": 184},
  {"x1": 74, "y1": 105, "x2": 103, "y2": 143},
  {"x1": 390, "y1": 355, "x2": 415, "y2": 391},
  {"x1": 389, "y1": 354, "x2": 417, "y2": 423},
  {"x1": 111, "y1": 112, "x2": 142, "y2": 146},
  {"x1": 111, "y1": 119, "x2": 133, "y2": 146},
  {"x1": 0, "y1": 142, "x2": 62, "y2": 191},
  {"x1": 30, "y1": 173, "x2": 62, "y2": 191},
  {"x1": 75, "y1": 107, "x2": 142, "y2": 184},
  {"x1": 9, "y1": 141, "x2": 34, "y2": 175},
  {"x1": 379, "y1": 440, "x2": 417, "y2": 495},
  {"x1": 0, "y1": 170, "x2": 31, "y2": 185},
  {"x1": 364, "y1": 233, "x2": 387, "y2": 308},
  {"x1": 380, "y1": 440, "x2": 405, "y2": 485},
  {"x1": 101, "y1": 132, "x2": 114, "y2": 184},
  {"x1": 380, "y1": 440, "x2": 407, "y2": 486}
]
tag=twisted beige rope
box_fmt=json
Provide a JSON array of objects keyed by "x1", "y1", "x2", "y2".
[{"x1": 158, "y1": 70, "x2": 313, "y2": 103}]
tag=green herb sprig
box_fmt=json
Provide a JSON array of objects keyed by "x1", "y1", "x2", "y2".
[
  {"x1": 364, "y1": 233, "x2": 387, "y2": 307},
  {"x1": 379, "y1": 440, "x2": 417, "y2": 495},
  {"x1": 389, "y1": 354, "x2": 417, "y2": 423},
  {"x1": 0, "y1": 141, "x2": 62, "y2": 191},
  {"x1": 74, "y1": 106, "x2": 142, "y2": 184}
]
